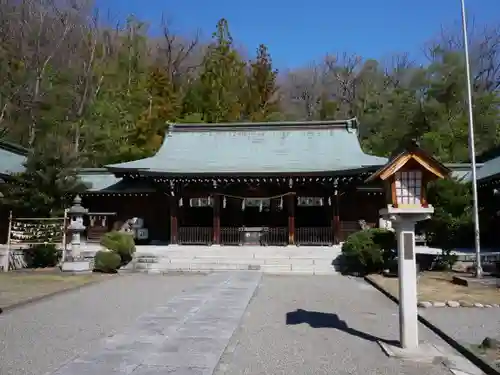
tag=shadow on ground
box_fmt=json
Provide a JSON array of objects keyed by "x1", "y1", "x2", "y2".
[{"x1": 286, "y1": 309, "x2": 399, "y2": 346}]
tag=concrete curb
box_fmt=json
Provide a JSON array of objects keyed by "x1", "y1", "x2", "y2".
[
  {"x1": 0, "y1": 274, "x2": 116, "y2": 314},
  {"x1": 364, "y1": 275, "x2": 500, "y2": 375},
  {"x1": 417, "y1": 300, "x2": 500, "y2": 309}
]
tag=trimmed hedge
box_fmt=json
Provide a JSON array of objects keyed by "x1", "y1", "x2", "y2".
[
  {"x1": 94, "y1": 251, "x2": 121, "y2": 273},
  {"x1": 340, "y1": 228, "x2": 396, "y2": 276},
  {"x1": 100, "y1": 231, "x2": 136, "y2": 266}
]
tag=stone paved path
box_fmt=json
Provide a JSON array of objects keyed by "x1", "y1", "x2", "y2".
[
  {"x1": 214, "y1": 275, "x2": 478, "y2": 375},
  {"x1": 48, "y1": 272, "x2": 261, "y2": 375}
]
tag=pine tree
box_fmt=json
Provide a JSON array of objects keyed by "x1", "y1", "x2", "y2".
[
  {"x1": 198, "y1": 19, "x2": 247, "y2": 122},
  {"x1": 1, "y1": 138, "x2": 86, "y2": 216},
  {"x1": 245, "y1": 44, "x2": 280, "y2": 121},
  {"x1": 129, "y1": 67, "x2": 180, "y2": 158}
]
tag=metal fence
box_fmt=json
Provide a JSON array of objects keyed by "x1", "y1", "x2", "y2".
[
  {"x1": 178, "y1": 227, "x2": 212, "y2": 245},
  {"x1": 262, "y1": 227, "x2": 288, "y2": 246},
  {"x1": 296, "y1": 227, "x2": 333, "y2": 246},
  {"x1": 221, "y1": 227, "x2": 241, "y2": 245},
  {"x1": 219, "y1": 226, "x2": 288, "y2": 246}
]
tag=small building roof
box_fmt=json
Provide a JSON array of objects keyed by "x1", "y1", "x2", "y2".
[
  {"x1": 0, "y1": 140, "x2": 28, "y2": 177},
  {"x1": 106, "y1": 119, "x2": 388, "y2": 176},
  {"x1": 78, "y1": 168, "x2": 156, "y2": 193},
  {"x1": 79, "y1": 168, "x2": 121, "y2": 191},
  {"x1": 476, "y1": 155, "x2": 500, "y2": 183},
  {"x1": 447, "y1": 163, "x2": 481, "y2": 182}
]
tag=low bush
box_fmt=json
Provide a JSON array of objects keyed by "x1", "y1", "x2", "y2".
[
  {"x1": 340, "y1": 228, "x2": 396, "y2": 276},
  {"x1": 100, "y1": 231, "x2": 136, "y2": 265},
  {"x1": 24, "y1": 244, "x2": 60, "y2": 268},
  {"x1": 94, "y1": 250, "x2": 121, "y2": 273}
]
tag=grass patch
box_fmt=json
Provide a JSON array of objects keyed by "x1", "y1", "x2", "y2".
[
  {"x1": 367, "y1": 272, "x2": 500, "y2": 304},
  {"x1": 0, "y1": 270, "x2": 111, "y2": 309}
]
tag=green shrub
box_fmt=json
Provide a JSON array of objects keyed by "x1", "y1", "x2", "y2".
[
  {"x1": 100, "y1": 231, "x2": 136, "y2": 265},
  {"x1": 94, "y1": 251, "x2": 121, "y2": 273},
  {"x1": 340, "y1": 228, "x2": 396, "y2": 276},
  {"x1": 24, "y1": 244, "x2": 60, "y2": 268}
]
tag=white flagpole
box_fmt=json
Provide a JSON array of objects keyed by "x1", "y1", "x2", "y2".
[{"x1": 460, "y1": 0, "x2": 482, "y2": 278}]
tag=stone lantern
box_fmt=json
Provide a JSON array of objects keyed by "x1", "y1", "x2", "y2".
[
  {"x1": 365, "y1": 140, "x2": 449, "y2": 353},
  {"x1": 62, "y1": 195, "x2": 91, "y2": 273}
]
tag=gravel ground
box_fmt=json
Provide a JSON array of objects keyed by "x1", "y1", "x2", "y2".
[
  {"x1": 215, "y1": 275, "x2": 460, "y2": 375},
  {"x1": 0, "y1": 273, "x2": 205, "y2": 375},
  {"x1": 420, "y1": 308, "x2": 500, "y2": 346}
]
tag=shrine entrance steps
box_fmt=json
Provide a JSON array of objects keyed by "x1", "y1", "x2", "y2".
[{"x1": 128, "y1": 245, "x2": 342, "y2": 275}]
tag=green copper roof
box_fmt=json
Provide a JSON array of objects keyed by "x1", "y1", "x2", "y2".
[
  {"x1": 107, "y1": 119, "x2": 388, "y2": 175},
  {"x1": 445, "y1": 163, "x2": 482, "y2": 182},
  {"x1": 79, "y1": 169, "x2": 156, "y2": 192},
  {"x1": 79, "y1": 169, "x2": 121, "y2": 191},
  {"x1": 476, "y1": 155, "x2": 500, "y2": 182},
  {"x1": 0, "y1": 140, "x2": 27, "y2": 177}
]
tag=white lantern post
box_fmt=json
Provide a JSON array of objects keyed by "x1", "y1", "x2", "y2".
[{"x1": 366, "y1": 141, "x2": 449, "y2": 351}]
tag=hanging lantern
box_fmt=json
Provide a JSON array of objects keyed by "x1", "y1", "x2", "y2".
[{"x1": 223, "y1": 196, "x2": 227, "y2": 208}]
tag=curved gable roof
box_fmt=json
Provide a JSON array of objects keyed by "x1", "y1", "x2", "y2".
[{"x1": 107, "y1": 119, "x2": 387, "y2": 175}]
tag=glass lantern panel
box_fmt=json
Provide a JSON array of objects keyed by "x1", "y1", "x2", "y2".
[{"x1": 395, "y1": 170, "x2": 423, "y2": 206}]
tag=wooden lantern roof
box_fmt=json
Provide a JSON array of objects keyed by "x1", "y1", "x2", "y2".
[{"x1": 365, "y1": 140, "x2": 450, "y2": 183}]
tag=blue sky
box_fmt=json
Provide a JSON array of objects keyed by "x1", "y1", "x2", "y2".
[{"x1": 96, "y1": 0, "x2": 500, "y2": 69}]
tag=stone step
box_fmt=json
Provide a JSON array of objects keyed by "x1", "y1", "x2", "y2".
[
  {"x1": 136, "y1": 262, "x2": 254, "y2": 271},
  {"x1": 134, "y1": 261, "x2": 338, "y2": 275},
  {"x1": 135, "y1": 252, "x2": 339, "y2": 259},
  {"x1": 140, "y1": 257, "x2": 334, "y2": 266}
]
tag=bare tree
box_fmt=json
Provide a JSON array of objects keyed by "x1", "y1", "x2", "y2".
[
  {"x1": 2, "y1": 0, "x2": 78, "y2": 147},
  {"x1": 322, "y1": 53, "x2": 364, "y2": 118},
  {"x1": 280, "y1": 63, "x2": 323, "y2": 120},
  {"x1": 154, "y1": 17, "x2": 202, "y2": 91},
  {"x1": 67, "y1": 8, "x2": 107, "y2": 154},
  {"x1": 425, "y1": 22, "x2": 500, "y2": 92}
]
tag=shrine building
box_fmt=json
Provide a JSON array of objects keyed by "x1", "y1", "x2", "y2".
[
  {"x1": 0, "y1": 120, "x2": 481, "y2": 247},
  {"x1": 79, "y1": 119, "x2": 389, "y2": 245}
]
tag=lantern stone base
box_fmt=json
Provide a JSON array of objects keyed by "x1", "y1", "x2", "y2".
[
  {"x1": 378, "y1": 341, "x2": 444, "y2": 363},
  {"x1": 378, "y1": 341, "x2": 483, "y2": 374},
  {"x1": 61, "y1": 260, "x2": 93, "y2": 274}
]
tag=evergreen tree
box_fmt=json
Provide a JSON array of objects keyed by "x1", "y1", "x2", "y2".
[
  {"x1": 128, "y1": 67, "x2": 180, "y2": 158},
  {"x1": 1, "y1": 138, "x2": 86, "y2": 216},
  {"x1": 245, "y1": 44, "x2": 280, "y2": 121},
  {"x1": 197, "y1": 18, "x2": 247, "y2": 122}
]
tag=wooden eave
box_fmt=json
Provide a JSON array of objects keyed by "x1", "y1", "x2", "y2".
[{"x1": 365, "y1": 149, "x2": 450, "y2": 183}]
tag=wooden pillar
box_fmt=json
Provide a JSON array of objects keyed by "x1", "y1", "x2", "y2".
[
  {"x1": 169, "y1": 196, "x2": 178, "y2": 245},
  {"x1": 332, "y1": 192, "x2": 341, "y2": 244},
  {"x1": 288, "y1": 194, "x2": 295, "y2": 245},
  {"x1": 212, "y1": 194, "x2": 221, "y2": 245}
]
